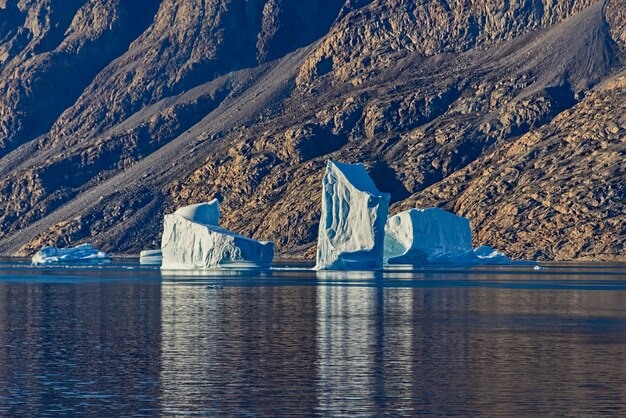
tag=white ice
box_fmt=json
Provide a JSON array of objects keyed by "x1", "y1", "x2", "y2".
[
  {"x1": 161, "y1": 200, "x2": 274, "y2": 270},
  {"x1": 473, "y1": 245, "x2": 511, "y2": 264},
  {"x1": 32, "y1": 243, "x2": 111, "y2": 266},
  {"x1": 384, "y1": 208, "x2": 518, "y2": 265},
  {"x1": 315, "y1": 160, "x2": 390, "y2": 270},
  {"x1": 173, "y1": 198, "x2": 220, "y2": 225},
  {"x1": 140, "y1": 249, "x2": 163, "y2": 265},
  {"x1": 384, "y1": 208, "x2": 476, "y2": 265}
]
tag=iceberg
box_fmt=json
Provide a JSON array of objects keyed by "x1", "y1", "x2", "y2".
[
  {"x1": 384, "y1": 208, "x2": 476, "y2": 265},
  {"x1": 161, "y1": 200, "x2": 274, "y2": 270},
  {"x1": 384, "y1": 208, "x2": 524, "y2": 265},
  {"x1": 173, "y1": 199, "x2": 220, "y2": 225},
  {"x1": 32, "y1": 243, "x2": 111, "y2": 265},
  {"x1": 140, "y1": 249, "x2": 163, "y2": 265},
  {"x1": 315, "y1": 160, "x2": 390, "y2": 270},
  {"x1": 473, "y1": 245, "x2": 511, "y2": 264}
]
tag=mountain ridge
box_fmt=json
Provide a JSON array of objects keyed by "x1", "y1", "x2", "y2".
[{"x1": 0, "y1": 0, "x2": 623, "y2": 261}]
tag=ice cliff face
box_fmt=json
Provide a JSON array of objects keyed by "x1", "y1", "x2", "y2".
[
  {"x1": 315, "y1": 160, "x2": 390, "y2": 270},
  {"x1": 161, "y1": 200, "x2": 274, "y2": 270}
]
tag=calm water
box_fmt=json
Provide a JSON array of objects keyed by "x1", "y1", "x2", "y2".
[{"x1": 0, "y1": 259, "x2": 625, "y2": 416}]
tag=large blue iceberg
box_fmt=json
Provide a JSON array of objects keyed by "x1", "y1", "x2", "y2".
[{"x1": 315, "y1": 160, "x2": 390, "y2": 270}]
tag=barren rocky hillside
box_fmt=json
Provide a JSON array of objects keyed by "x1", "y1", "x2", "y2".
[{"x1": 0, "y1": 0, "x2": 623, "y2": 261}]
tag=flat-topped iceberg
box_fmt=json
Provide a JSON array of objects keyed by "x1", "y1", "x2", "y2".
[
  {"x1": 384, "y1": 208, "x2": 517, "y2": 265},
  {"x1": 161, "y1": 200, "x2": 274, "y2": 270},
  {"x1": 140, "y1": 249, "x2": 163, "y2": 265},
  {"x1": 315, "y1": 160, "x2": 390, "y2": 270},
  {"x1": 384, "y1": 208, "x2": 475, "y2": 265},
  {"x1": 32, "y1": 243, "x2": 111, "y2": 266}
]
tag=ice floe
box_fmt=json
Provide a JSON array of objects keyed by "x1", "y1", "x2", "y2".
[
  {"x1": 139, "y1": 249, "x2": 163, "y2": 265},
  {"x1": 32, "y1": 244, "x2": 111, "y2": 266},
  {"x1": 473, "y1": 245, "x2": 511, "y2": 264}
]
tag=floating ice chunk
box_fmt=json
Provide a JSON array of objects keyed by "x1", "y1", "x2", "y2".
[
  {"x1": 384, "y1": 208, "x2": 527, "y2": 265},
  {"x1": 315, "y1": 160, "x2": 390, "y2": 270},
  {"x1": 384, "y1": 208, "x2": 476, "y2": 265},
  {"x1": 161, "y1": 200, "x2": 274, "y2": 270},
  {"x1": 140, "y1": 249, "x2": 163, "y2": 265},
  {"x1": 32, "y1": 244, "x2": 111, "y2": 266},
  {"x1": 473, "y1": 245, "x2": 511, "y2": 264}
]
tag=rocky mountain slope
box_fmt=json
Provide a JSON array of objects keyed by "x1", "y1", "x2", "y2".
[{"x1": 0, "y1": 0, "x2": 623, "y2": 261}]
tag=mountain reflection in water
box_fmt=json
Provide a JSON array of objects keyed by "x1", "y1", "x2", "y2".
[{"x1": 0, "y1": 260, "x2": 625, "y2": 416}]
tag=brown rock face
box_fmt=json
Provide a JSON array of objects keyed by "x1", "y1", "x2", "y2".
[
  {"x1": 0, "y1": 0, "x2": 161, "y2": 157},
  {"x1": 0, "y1": 0, "x2": 623, "y2": 262},
  {"x1": 296, "y1": 0, "x2": 598, "y2": 85},
  {"x1": 395, "y1": 73, "x2": 626, "y2": 261}
]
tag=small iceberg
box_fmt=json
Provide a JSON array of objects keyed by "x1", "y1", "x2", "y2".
[
  {"x1": 140, "y1": 249, "x2": 163, "y2": 265},
  {"x1": 32, "y1": 244, "x2": 111, "y2": 266},
  {"x1": 384, "y1": 208, "x2": 521, "y2": 265},
  {"x1": 473, "y1": 245, "x2": 511, "y2": 264},
  {"x1": 384, "y1": 208, "x2": 476, "y2": 265},
  {"x1": 161, "y1": 199, "x2": 274, "y2": 270},
  {"x1": 315, "y1": 160, "x2": 390, "y2": 270}
]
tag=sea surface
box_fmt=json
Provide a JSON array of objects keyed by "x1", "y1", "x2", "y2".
[{"x1": 0, "y1": 258, "x2": 625, "y2": 416}]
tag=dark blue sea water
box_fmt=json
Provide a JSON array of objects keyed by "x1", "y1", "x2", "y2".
[{"x1": 0, "y1": 259, "x2": 625, "y2": 416}]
